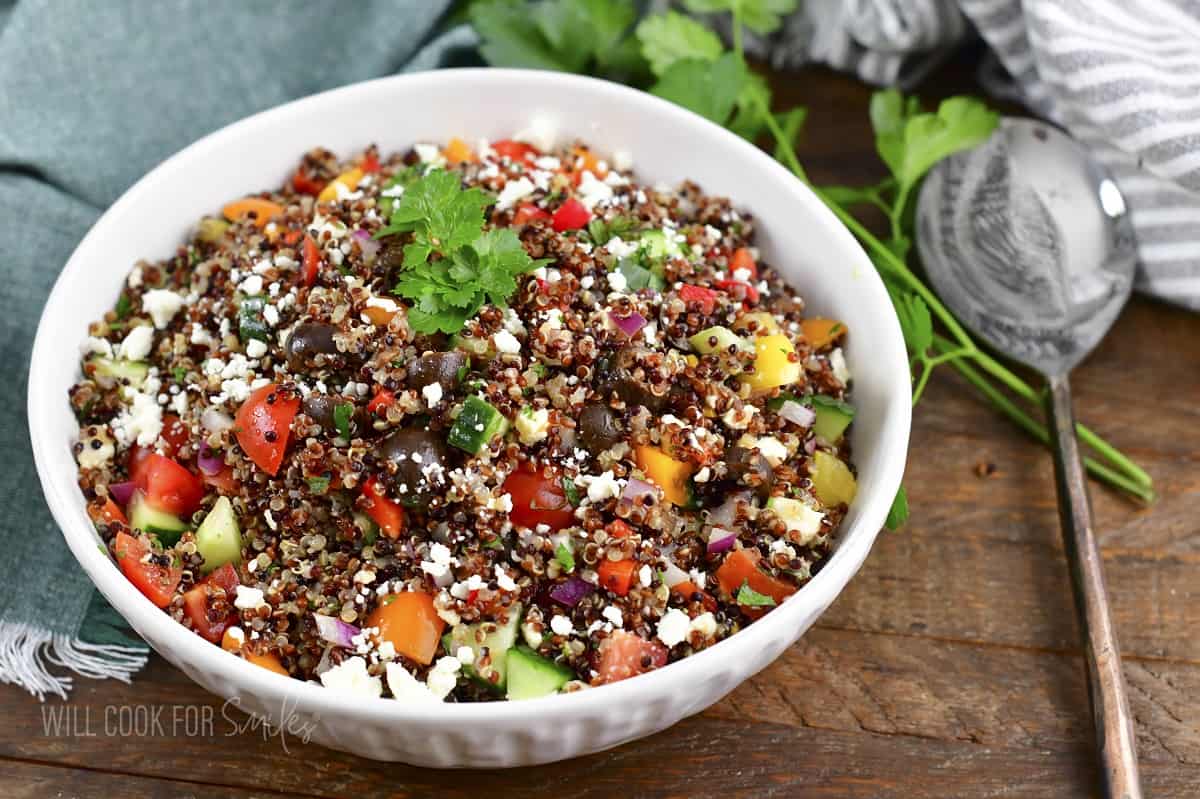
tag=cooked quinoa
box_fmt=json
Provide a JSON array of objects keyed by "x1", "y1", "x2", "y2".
[{"x1": 71, "y1": 134, "x2": 859, "y2": 702}]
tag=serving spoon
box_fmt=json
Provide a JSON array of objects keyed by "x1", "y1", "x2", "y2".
[{"x1": 915, "y1": 118, "x2": 1142, "y2": 799}]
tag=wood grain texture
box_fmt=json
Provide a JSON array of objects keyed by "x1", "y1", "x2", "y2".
[{"x1": 9, "y1": 59, "x2": 1200, "y2": 797}]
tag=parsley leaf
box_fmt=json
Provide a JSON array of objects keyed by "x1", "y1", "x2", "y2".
[
  {"x1": 651, "y1": 52, "x2": 746, "y2": 126},
  {"x1": 736, "y1": 580, "x2": 777, "y2": 607},
  {"x1": 561, "y1": 476, "x2": 581, "y2": 506},
  {"x1": 772, "y1": 106, "x2": 808, "y2": 161},
  {"x1": 333, "y1": 402, "x2": 353, "y2": 440},
  {"x1": 306, "y1": 476, "x2": 330, "y2": 495},
  {"x1": 114, "y1": 293, "x2": 132, "y2": 320},
  {"x1": 682, "y1": 0, "x2": 798, "y2": 35},
  {"x1": 636, "y1": 10, "x2": 723, "y2": 77},
  {"x1": 585, "y1": 214, "x2": 638, "y2": 245},
  {"x1": 871, "y1": 89, "x2": 999, "y2": 191},
  {"x1": 555, "y1": 540, "x2": 576, "y2": 572},
  {"x1": 885, "y1": 485, "x2": 909, "y2": 530},
  {"x1": 375, "y1": 170, "x2": 494, "y2": 268},
  {"x1": 887, "y1": 284, "x2": 932, "y2": 357}
]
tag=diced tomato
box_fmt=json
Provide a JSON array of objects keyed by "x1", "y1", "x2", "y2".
[
  {"x1": 492, "y1": 139, "x2": 539, "y2": 166},
  {"x1": 606, "y1": 520, "x2": 633, "y2": 540},
  {"x1": 361, "y1": 151, "x2": 381, "y2": 174},
  {"x1": 367, "y1": 591, "x2": 445, "y2": 665},
  {"x1": 234, "y1": 383, "x2": 300, "y2": 476},
  {"x1": 360, "y1": 476, "x2": 406, "y2": 539},
  {"x1": 715, "y1": 279, "x2": 760, "y2": 306},
  {"x1": 90, "y1": 497, "x2": 128, "y2": 528},
  {"x1": 281, "y1": 229, "x2": 304, "y2": 247},
  {"x1": 366, "y1": 389, "x2": 395, "y2": 415},
  {"x1": 292, "y1": 165, "x2": 326, "y2": 197},
  {"x1": 136, "y1": 453, "x2": 205, "y2": 516},
  {"x1": 598, "y1": 558, "x2": 637, "y2": 596},
  {"x1": 503, "y1": 466, "x2": 575, "y2": 531},
  {"x1": 183, "y1": 563, "x2": 240, "y2": 643},
  {"x1": 729, "y1": 247, "x2": 758, "y2": 280},
  {"x1": 158, "y1": 414, "x2": 191, "y2": 459},
  {"x1": 551, "y1": 198, "x2": 591, "y2": 232},
  {"x1": 670, "y1": 579, "x2": 718, "y2": 612},
  {"x1": 513, "y1": 202, "x2": 551, "y2": 226},
  {"x1": 301, "y1": 234, "x2": 321, "y2": 287},
  {"x1": 593, "y1": 630, "x2": 668, "y2": 685},
  {"x1": 201, "y1": 464, "x2": 239, "y2": 494},
  {"x1": 715, "y1": 548, "x2": 796, "y2": 618},
  {"x1": 678, "y1": 284, "x2": 720, "y2": 315},
  {"x1": 113, "y1": 532, "x2": 182, "y2": 609}
]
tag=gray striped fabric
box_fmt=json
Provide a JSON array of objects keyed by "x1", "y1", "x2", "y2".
[{"x1": 756, "y1": 0, "x2": 1200, "y2": 311}]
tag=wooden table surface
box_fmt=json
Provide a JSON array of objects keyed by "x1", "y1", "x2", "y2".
[{"x1": 10, "y1": 63, "x2": 1200, "y2": 799}]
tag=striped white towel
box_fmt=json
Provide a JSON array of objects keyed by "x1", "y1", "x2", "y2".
[{"x1": 756, "y1": 0, "x2": 1200, "y2": 311}]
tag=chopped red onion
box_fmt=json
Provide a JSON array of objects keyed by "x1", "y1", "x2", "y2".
[
  {"x1": 779, "y1": 400, "x2": 816, "y2": 427},
  {"x1": 707, "y1": 491, "x2": 749, "y2": 528},
  {"x1": 549, "y1": 576, "x2": 594, "y2": 607},
  {"x1": 108, "y1": 481, "x2": 136, "y2": 506},
  {"x1": 608, "y1": 310, "x2": 647, "y2": 337},
  {"x1": 197, "y1": 441, "x2": 223, "y2": 475},
  {"x1": 706, "y1": 527, "x2": 736, "y2": 554},
  {"x1": 313, "y1": 613, "x2": 361, "y2": 649},
  {"x1": 804, "y1": 437, "x2": 818, "y2": 454},
  {"x1": 353, "y1": 228, "x2": 381, "y2": 263},
  {"x1": 619, "y1": 477, "x2": 657, "y2": 507}
]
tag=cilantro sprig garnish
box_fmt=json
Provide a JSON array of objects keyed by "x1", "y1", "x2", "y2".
[
  {"x1": 382, "y1": 170, "x2": 550, "y2": 335},
  {"x1": 469, "y1": 0, "x2": 1155, "y2": 509}
]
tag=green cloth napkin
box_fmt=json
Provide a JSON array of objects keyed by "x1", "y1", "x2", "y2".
[{"x1": 1, "y1": 0, "x2": 477, "y2": 698}]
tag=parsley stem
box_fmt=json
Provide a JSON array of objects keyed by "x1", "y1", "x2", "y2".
[
  {"x1": 731, "y1": 8, "x2": 744, "y2": 63},
  {"x1": 935, "y1": 337, "x2": 1155, "y2": 503}
]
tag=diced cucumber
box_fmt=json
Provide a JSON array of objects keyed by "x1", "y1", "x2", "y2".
[
  {"x1": 639, "y1": 229, "x2": 681, "y2": 260},
  {"x1": 237, "y1": 296, "x2": 271, "y2": 343},
  {"x1": 689, "y1": 325, "x2": 751, "y2": 355},
  {"x1": 450, "y1": 332, "x2": 492, "y2": 359},
  {"x1": 811, "y1": 395, "x2": 855, "y2": 443},
  {"x1": 196, "y1": 217, "x2": 230, "y2": 244},
  {"x1": 195, "y1": 496, "x2": 242, "y2": 572},
  {"x1": 446, "y1": 603, "x2": 522, "y2": 692},
  {"x1": 448, "y1": 395, "x2": 510, "y2": 455},
  {"x1": 87, "y1": 356, "x2": 148, "y2": 388},
  {"x1": 617, "y1": 259, "x2": 665, "y2": 292},
  {"x1": 129, "y1": 492, "x2": 188, "y2": 546},
  {"x1": 505, "y1": 645, "x2": 574, "y2": 700}
]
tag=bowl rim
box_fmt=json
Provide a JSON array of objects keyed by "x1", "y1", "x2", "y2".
[{"x1": 28, "y1": 67, "x2": 911, "y2": 725}]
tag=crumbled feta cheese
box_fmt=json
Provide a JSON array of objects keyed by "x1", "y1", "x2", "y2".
[
  {"x1": 721, "y1": 404, "x2": 758, "y2": 429},
  {"x1": 494, "y1": 565, "x2": 518, "y2": 593},
  {"x1": 755, "y1": 436, "x2": 789, "y2": 466},
  {"x1": 414, "y1": 142, "x2": 446, "y2": 165},
  {"x1": 639, "y1": 564, "x2": 653, "y2": 587},
  {"x1": 81, "y1": 336, "x2": 113, "y2": 358},
  {"x1": 233, "y1": 586, "x2": 266, "y2": 611},
  {"x1": 386, "y1": 663, "x2": 439, "y2": 703},
  {"x1": 830, "y1": 347, "x2": 851, "y2": 385},
  {"x1": 580, "y1": 470, "x2": 623, "y2": 503},
  {"x1": 580, "y1": 275, "x2": 595, "y2": 290},
  {"x1": 493, "y1": 329, "x2": 521, "y2": 354},
  {"x1": 425, "y1": 656, "x2": 462, "y2": 700},
  {"x1": 605, "y1": 236, "x2": 638, "y2": 259},
  {"x1": 118, "y1": 325, "x2": 154, "y2": 361},
  {"x1": 238, "y1": 274, "x2": 264, "y2": 296},
  {"x1": 77, "y1": 431, "x2": 114, "y2": 469},
  {"x1": 606, "y1": 270, "x2": 627, "y2": 292},
  {"x1": 513, "y1": 117, "x2": 557, "y2": 152},
  {"x1": 376, "y1": 641, "x2": 396, "y2": 661},
  {"x1": 455, "y1": 646, "x2": 475, "y2": 666},
  {"x1": 769, "y1": 538, "x2": 797, "y2": 559},
  {"x1": 514, "y1": 407, "x2": 550, "y2": 446},
  {"x1": 245, "y1": 339, "x2": 268, "y2": 359},
  {"x1": 262, "y1": 304, "x2": 280, "y2": 327},
  {"x1": 656, "y1": 608, "x2": 691, "y2": 647},
  {"x1": 127, "y1": 265, "x2": 144, "y2": 289},
  {"x1": 689, "y1": 612, "x2": 717, "y2": 638},
  {"x1": 140, "y1": 288, "x2": 185, "y2": 330},
  {"x1": 422, "y1": 381, "x2": 443, "y2": 407},
  {"x1": 320, "y1": 656, "x2": 382, "y2": 698},
  {"x1": 111, "y1": 390, "x2": 162, "y2": 447},
  {"x1": 496, "y1": 177, "x2": 535, "y2": 211},
  {"x1": 577, "y1": 170, "x2": 614, "y2": 209},
  {"x1": 602, "y1": 606, "x2": 624, "y2": 628},
  {"x1": 550, "y1": 615, "x2": 573, "y2": 636},
  {"x1": 225, "y1": 626, "x2": 245, "y2": 646},
  {"x1": 170, "y1": 391, "x2": 188, "y2": 416}
]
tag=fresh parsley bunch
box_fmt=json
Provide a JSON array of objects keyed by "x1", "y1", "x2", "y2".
[
  {"x1": 379, "y1": 170, "x2": 549, "y2": 334},
  {"x1": 467, "y1": 0, "x2": 1155, "y2": 512}
]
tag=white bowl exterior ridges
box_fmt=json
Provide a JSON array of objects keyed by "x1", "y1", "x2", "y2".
[{"x1": 28, "y1": 69, "x2": 911, "y2": 767}]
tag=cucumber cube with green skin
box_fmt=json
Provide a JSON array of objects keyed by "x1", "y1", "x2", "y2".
[
  {"x1": 447, "y1": 603, "x2": 523, "y2": 693},
  {"x1": 87, "y1": 356, "x2": 148, "y2": 388},
  {"x1": 689, "y1": 326, "x2": 751, "y2": 355},
  {"x1": 639, "y1": 229, "x2": 681, "y2": 260},
  {"x1": 237, "y1": 296, "x2": 271, "y2": 343},
  {"x1": 195, "y1": 496, "x2": 242, "y2": 572},
  {"x1": 617, "y1": 259, "x2": 665, "y2": 292},
  {"x1": 811, "y1": 395, "x2": 855, "y2": 443},
  {"x1": 448, "y1": 395, "x2": 509, "y2": 454},
  {"x1": 505, "y1": 645, "x2": 574, "y2": 700},
  {"x1": 128, "y1": 492, "x2": 188, "y2": 546}
]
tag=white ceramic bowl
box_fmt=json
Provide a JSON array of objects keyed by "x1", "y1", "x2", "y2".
[{"x1": 28, "y1": 69, "x2": 910, "y2": 767}]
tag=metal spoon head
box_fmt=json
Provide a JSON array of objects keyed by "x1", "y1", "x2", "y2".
[{"x1": 915, "y1": 118, "x2": 1137, "y2": 377}]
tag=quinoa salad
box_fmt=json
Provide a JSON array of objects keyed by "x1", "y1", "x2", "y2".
[{"x1": 71, "y1": 133, "x2": 859, "y2": 703}]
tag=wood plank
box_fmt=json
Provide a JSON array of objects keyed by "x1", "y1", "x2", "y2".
[{"x1": 0, "y1": 757, "x2": 288, "y2": 799}]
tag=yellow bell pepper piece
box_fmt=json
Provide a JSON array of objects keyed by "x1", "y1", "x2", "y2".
[
  {"x1": 318, "y1": 167, "x2": 365, "y2": 203},
  {"x1": 741, "y1": 333, "x2": 803, "y2": 392},
  {"x1": 810, "y1": 450, "x2": 857, "y2": 507},
  {"x1": 735, "y1": 310, "x2": 780, "y2": 336},
  {"x1": 634, "y1": 445, "x2": 694, "y2": 506},
  {"x1": 800, "y1": 318, "x2": 845, "y2": 350}
]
